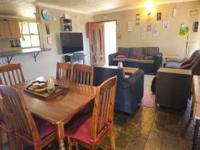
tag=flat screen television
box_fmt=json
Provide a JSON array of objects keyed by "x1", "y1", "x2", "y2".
[{"x1": 60, "y1": 32, "x2": 83, "y2": 54}]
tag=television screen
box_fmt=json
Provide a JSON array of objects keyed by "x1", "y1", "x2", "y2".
[{"x1": 60, "y1": 32, "x2": 83, "y2": 53}]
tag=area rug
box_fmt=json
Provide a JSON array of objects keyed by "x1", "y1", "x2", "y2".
[
  {"x1": 141, "y1": 93, "x2": 156, "y2": 108},
  {"x1": 141, "y1": 75, "x2": 156, "y2": 108}
]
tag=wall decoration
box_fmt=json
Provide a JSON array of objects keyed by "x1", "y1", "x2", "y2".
[
  {"x1": 157, "y1": 12, "x2": 162, "y2": 21},
  {"x1": 147, "y1": 24, "x2": 152, "y2": 32},
  {"x1": 163, "y1": 20, "x2": 169, "y2": 29},
  {"x1": 45, "y1": 24, "x2": 50, "y2": 34},
  {"x1": 136, "y1": 14, "x2": 140, "y2": 26},
  {"x1": 152, "y1": 27, "x2": 159, "y2": 37},
  {"x1": 60, "y1": 17, "x2": 72, "y2": 32},
  {"x1": 41, "y1": 9, "x2": 50, "y2": 21},
  {"x1": 190, "y1": 9, "x2": 199, "y2": 16},
  {"x1": 127, "y1": 21, "x2": 134, "y2": 32},
  {"x1": 193, "y1": 21, "x2": 199, "y2": 32},
  {"x1": 172, "y1": 8, "x2": 177, "y2": 18}
]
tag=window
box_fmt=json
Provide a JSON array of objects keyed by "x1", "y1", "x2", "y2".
[{"x1": 19, "y1": 21, "x2": 40, "y2": 48}]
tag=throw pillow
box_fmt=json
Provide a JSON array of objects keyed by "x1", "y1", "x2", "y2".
[{"x1": 116, "y1": 54, "x2": 127, "y2": 58}]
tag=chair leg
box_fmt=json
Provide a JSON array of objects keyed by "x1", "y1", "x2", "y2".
[
  {"x1": 75, "y1": 142, "x2": 79, "y2": 150},
  {"x1": 0, "y1": 130, "x2": 3, "y2": 150},
  {"x1": 67, "y1": 137, "x2": 73, "y2": 150},
  {"x1": 7, "y1": 134, "x2": 19, "y2": 150},
  {"x1": 109, "y1": 130, "x2": 115, "y2": 150},
  {"x1": 34, "y1": 145, "x2": 42, "y2": 150}
]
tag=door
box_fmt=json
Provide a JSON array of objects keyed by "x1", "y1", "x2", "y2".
[{"x1": 87, "y1": 22, "x2": 105, "y2": 66}]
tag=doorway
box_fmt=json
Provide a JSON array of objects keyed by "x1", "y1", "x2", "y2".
[
  {"x1": 87, "y1": 21, "x2": 117, "y2": 66},
  {"x1": 104, "y1": 21, "x2": 117, "y2": 65}
]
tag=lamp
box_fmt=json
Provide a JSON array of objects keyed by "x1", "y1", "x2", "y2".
[{"x1": 145, "y1": 0, "x2": 155, "y2": 16}]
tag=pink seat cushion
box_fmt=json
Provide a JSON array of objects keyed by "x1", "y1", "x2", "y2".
[
  {"x1": 0, "y1": 121, "x2": 12, "y2": 133},
  {"x1": 16, "y1": 115, "x2": 55, "y2": 145},
  {"x1": 65, "y1": 116, "x2": 112, "y2": 144},
  {"x1": 116, "y1": 54, "x2": 127, "y2": 58}
]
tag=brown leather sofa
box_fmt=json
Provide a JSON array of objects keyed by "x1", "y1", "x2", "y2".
[{"x1": 165, "y1": 50, "x2": 200, "y2": 75}]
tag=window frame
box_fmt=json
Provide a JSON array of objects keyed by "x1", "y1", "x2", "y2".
[{"x1": 19, "y1": 21, "x2": 41, "y2": 48}]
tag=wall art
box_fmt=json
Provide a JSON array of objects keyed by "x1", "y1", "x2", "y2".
[
  {"x1": 163, "y1": 20, "x2": 169, "y2": 29},
  {"x1": 136, "y1": 14, "x2": 140, "y2": 26},
  {"x1": 193, "y1": 21, "x2": 199, "y2": 32},
  {"x1": 157, "y1": 12, "x2": 162, "y2": 21}
]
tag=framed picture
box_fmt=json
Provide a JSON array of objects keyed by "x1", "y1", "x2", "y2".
[
  {"x1": 193, "y1": 21, "x2": 199, "y2": 32},
  {"x1": 157, "y1": 12, "x2": 162, "y2": 21},
  {"x1": 136, "y1": 14, "x2": 140, "y2": 26}
]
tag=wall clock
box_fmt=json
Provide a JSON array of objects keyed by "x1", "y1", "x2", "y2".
[{"x1": 41, "y1": 9, "x2": 50, "y2": 21}]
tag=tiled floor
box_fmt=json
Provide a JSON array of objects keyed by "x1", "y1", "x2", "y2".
[{"x1": 4, "y1": 75, "x2": 195, "y2": 150}]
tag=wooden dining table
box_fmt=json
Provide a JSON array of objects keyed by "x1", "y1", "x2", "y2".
[{"x1": 13, "y1": 77, "x2": 96, "y2": 150}]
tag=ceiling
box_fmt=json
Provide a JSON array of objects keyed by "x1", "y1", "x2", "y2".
[{"x1": 0, "y1": 0, "x2": 198, "y2": 17}]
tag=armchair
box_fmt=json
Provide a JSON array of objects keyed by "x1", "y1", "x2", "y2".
[{"x1": 93, "y1": 66, "x2": 144, "y2": 114}]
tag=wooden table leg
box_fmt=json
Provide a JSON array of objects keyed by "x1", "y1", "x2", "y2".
[
  {"x1": 192, "y1": 119, "x2": 200, "y2": 150},
  {"x1": 56, "y1": 122, "x2": 66, "y2": 150}
]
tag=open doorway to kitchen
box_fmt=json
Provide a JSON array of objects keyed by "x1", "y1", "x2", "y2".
[{"x1": 104, "y1": 21, "x2": 117, "y2": 65}]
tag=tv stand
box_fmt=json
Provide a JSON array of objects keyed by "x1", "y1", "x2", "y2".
[{"x1": 64, "y1": 52, "x2": 85, "y2": 64}]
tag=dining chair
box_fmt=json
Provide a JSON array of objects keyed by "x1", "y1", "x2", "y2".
[
  {"x1": 0, "y1": 85, "x2": 56, "y2": 150},
  {"x1": 0, "y1": 64, "x2": 25, "y2": 86},
  {"x1": 65, "y1": 76, "x2": 117, "y2": 150},
  {"x1": 56, "y1": 62, "x2": 73, "y2": 81},
  {"x1": 72, "y1": 64, "x2": 94, "y2": 85},
  {"x1": 0, "y1": 63, "x2": 25, "y2": 149}
]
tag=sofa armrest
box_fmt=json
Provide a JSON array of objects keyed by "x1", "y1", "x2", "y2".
[
  {"x1": 154, "y1": 53, "x2": 163, "y2": 69},
  {"x1": 109, "y1": 53, "x2": 117, "y2": 66}
]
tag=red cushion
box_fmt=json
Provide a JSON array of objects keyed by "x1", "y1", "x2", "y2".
[
  {"x1": 0, "y1": 121, "x2": 12, "y2": 133},
  {"x1": 116, "y1": 54, "x2": 127, "y2": 58},
  {"x1": 16, "y1": 116, "x2": 55, "y2": 146},
  {"x1": 65, "y1": 116, "x2": 112, "y2": 144}
]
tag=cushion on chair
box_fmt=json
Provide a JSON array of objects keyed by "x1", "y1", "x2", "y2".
[
  {"x1": 65, "y1": 116, "x2": 112, "y2": 144},
  {"x1": 16, "y1": 115, "x2": 55, "y2": 146}
]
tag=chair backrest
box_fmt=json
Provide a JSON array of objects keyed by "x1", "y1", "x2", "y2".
[
  {"x1": 0, "y1": 85, "x2": 40, "y2": 142},
  {"x1": 56, "y1": 62, "x2": 72, "y2": 81},
  {"x1": 72, "y1": 64, "x2": 94, "y2": 85},
  {"x1": 91, "y1": 76, "x2": 117, "y2": 138},
  {"x1": 0, "y1": 64, "x2": 25, "y2": 86}
]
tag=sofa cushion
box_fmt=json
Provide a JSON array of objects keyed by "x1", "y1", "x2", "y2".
[
  {"x1": 126, "y1": 58, "x2": 154, "y2": 64},
  {"x1": 113, "y1": 58, "x2": 126, "y2": 62},
  {"x1": 116, "y1": 54, "x2": 127, "y2": 58},
  {"x1": 143, "y1": 47, "x2": 159, "y2": 56},
  {"x1": 129, "y1": 48, "x2": 144, "y2": 59},
  {"x1": 118, "y1": 47, "x2": 130, "y2": 57},
  {"x1": 144, "y1": 56, "x2": 154, "y2": 60}
]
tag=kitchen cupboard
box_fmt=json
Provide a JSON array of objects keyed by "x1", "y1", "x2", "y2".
[{"x1": 0, "y1": 19, "x2": 20, "y2": 39}]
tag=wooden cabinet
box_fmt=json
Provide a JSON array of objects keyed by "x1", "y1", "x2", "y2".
[
  {"x1": 0, "y1": 19, "x2": 20, "y2": 39},
  {"x1": 8, "y1": 20, "x2": 20, "y2": 39}
]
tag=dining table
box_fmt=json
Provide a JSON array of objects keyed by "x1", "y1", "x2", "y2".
[{"x1": 13, "y1": 77, "x2": 97, "y2": 150}]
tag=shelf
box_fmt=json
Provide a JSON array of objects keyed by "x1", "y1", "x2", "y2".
[{"x1": 0, "y1": 47, "x2": 51, "y2": 63}]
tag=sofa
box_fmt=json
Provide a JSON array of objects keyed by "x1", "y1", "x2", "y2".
[
  {"x1": 93, "y1": 66, "x2": 144, "y2": 115},
  {"x1": 165, "y1": 49, "x2": 200, "y2": 75},
  {"x1": 109, "y1": 47, "x2": 162, "y2": 74},
  {"x1": 155, "y1": 68, "x2": 192, "y2": 110}
]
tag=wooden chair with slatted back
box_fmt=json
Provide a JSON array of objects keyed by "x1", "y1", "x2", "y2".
[
  {"x1": 0, "y1": 64, "x2": 25, "y2": 149},
  {"x1": 0, "y1": 85, "x2": 56, "y2": 150},
  {"x1": 65, "y1": 76, "x2": 117, "y2": 150},
  {"x1": 56, "y1": 62, "x2": 72, "y2": 81},
  {"x1": 0, "y1": 64, "x2": 25, "y2": 86},
  {"x1": 72, "y1": 64, "x2": 94, "y2": 85}
]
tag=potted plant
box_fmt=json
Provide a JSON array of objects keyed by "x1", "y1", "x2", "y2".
[{"x1": 179, "y1": 25, "x2": 190, "y2": 57}]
